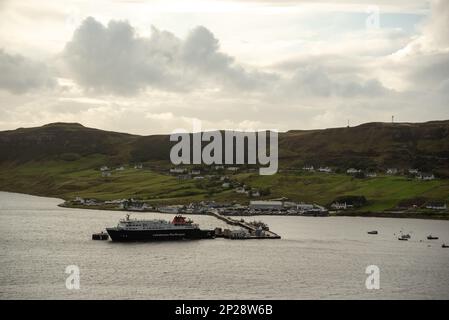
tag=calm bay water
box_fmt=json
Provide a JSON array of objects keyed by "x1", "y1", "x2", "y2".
[{"x1": 0, "y1": 191, "x2": 448, "y2": 299}]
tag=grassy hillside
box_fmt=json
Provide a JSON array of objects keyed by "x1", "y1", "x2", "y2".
[
  {"x1": 1, "y1": 121, "x2": 449, "y2": 173},
  {"x1": 0, "y1": 157, "x2": 448, "y2": 214},
  {"x1": 0, "y1": 121, "x2": 448, "y2": 216}
]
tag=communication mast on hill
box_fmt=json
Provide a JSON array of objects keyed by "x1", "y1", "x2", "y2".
[
  {"x1": 347, "y1": 119, "x2": 350, "y2": 128},
  {"x1": 392, "y1": 115, "x2": 394, "y2": 123}
]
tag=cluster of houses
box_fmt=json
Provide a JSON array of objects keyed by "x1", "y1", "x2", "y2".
[
  {"x1": 169, "y1": 166, "x2": 243, "y2": 181},
  {"x1": 67, "y1": 195, "x2": 447, "y2": 214},
  {"x1": 169, "y1": 167, "x2": 263, "y2": 197},
  {"x1": 99, "y1": 164, "x2": 143, "y2": 177},
  {"x1": 301, "y1": 164, "x2": 436, "y2": 180},
  {"x1": 344, "y1": 167, "x2": 436, "y2": 180},
  {"x1": 302, "y1": 166, "x2": 332, "y2": 173},
  {"x1": 156, "y1": 199, "x2": 328, "y2": 216},
  {"x1": 246, "y1": 200, "x2": 328, "y2": 216}
]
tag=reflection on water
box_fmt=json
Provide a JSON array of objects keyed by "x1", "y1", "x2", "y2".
[{"x1": 0, "y1": 191, "x2": 448, "y2": 299}]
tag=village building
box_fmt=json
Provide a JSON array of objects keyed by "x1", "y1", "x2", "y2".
[
  {"x1": 170, "y1": 167, "x2": 186, "y2": 174},
  {"x1": 250, "y1": 190, "x2": 261, "y2": 197},
  {"x1": 235, "y1": 187, "x2": 247, "y2": 194},
  {"x1": 296, "y1": 203, "x2": 315, "y2": 212},
  {"x1": 249, "y1": 200, "x2": 283, "y2": 210},
  {"x1": 386, "y1": 168, "x2": 398, "y2": 175},
  {"x1": 425, "y1": 202, "x2": 447, "y2": 210},
  {"x1": 330, "y1": 202, "x2": 349, "y2": 210},
  {"x1": 417, "y1": 173, "x2": 435, "y2": 180}
]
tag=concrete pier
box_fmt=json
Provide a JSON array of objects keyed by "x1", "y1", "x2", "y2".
[{"x1": 209, "y1": 210, "x2": 281, "y2": 239}]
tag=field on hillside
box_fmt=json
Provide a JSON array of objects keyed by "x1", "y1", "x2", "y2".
[{"x1": 0, "y1": 158, "x2": 448, "y2": 214}]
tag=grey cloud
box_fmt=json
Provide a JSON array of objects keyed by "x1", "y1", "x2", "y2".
[
  {"x1": 63, "y1": 18, "x2": 181, "y2": 95},
  {"x1": 282, "y1": 63, "x2": 389, "y2": 99},
  {"x1": 63, "y1": 17, "x2": 389, "y2": 98},
  {"x1": 0, "y1": 49, "x2": 56, "y2": 94},
  {"x1": 63, "y1": 17, "x2": 276, "y2": 95}
]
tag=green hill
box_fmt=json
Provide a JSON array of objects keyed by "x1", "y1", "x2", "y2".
[{"x1": 0, "y1": 121, "x2": 448, "y2": 216}]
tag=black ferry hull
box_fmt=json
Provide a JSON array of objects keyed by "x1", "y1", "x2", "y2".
[{"x1": 106, "y1": 227, "x2": 215, "y2": 242}]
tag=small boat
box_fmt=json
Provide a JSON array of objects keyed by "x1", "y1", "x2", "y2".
[
  {"x1": 92, "y1": 232, "x2": 109, "y2": 240},
  {"x1": 427, "y1": 235, "x2": 439, "y2": 240},
  {"x1": 442, "y1": 244, "x2": 449, "y2": 248},
  {"x1": 398, "y1": 236, "x2": 409, "y2": 241},
  {"x1": 400, "y1": 233, "x2": 411, "y2": 239},
  {"x1": 367, "y1": 230, "x2": 378, "y2": 235}
]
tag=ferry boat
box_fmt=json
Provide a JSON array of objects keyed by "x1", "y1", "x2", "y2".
[{"x1": 106, "y1": 214, "x2": 215, "y2": 242}]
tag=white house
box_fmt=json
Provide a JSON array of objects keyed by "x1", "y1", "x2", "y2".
[
  {"x1": 222, "y1": 182, "x2": 230, "y2": 188},
  {"x1": 74, "y1": 196, "x2": 85, "y2": 204},
  {"x1": 425, "y1": 202, "x2": 447, "y2": 210},
  {"x1": 215, "y1": 165, "x2": 224, "y2": 170},
  {"x1": 250, "y1": 190, "x2": 261, "y2": 197},
  {"x1": 347, "y1": 168, "x2": 361, "y2": 174},
  {"x1": 386, "y1": 168, "x2": 398, "y2": 175},
  {"x1": 302, "y1": 165, "x2": 314, "y2": 171},
  {"x1": 417, "y1": 173, "x2": 435, "y2": 180},
  {"x1": 100, "y1": 166, "x2": 109, "y2": 171},
  {"x1": 227, "y1": 167, "x2": 239, "y2": 172},
  {"x1": 235, "y1": 187, "x2": 247, "y2": 194},
  {"x1": 116, "y1": 166, "x2": 125, "y2": 171},
  {"x1": 134, "y1": 164, "x2": 143, "y2": 169},
  {"x1": 331, "y1": 202, "x2": 347, "y2": 210},
  {"x1": 366, "y1": 172, "x2": 377, "y2": 178},
  {"x1": 102, "y1": 171, "x2": 111, "y2": 177},
  {"x1": 170, "y1": 168, "x2": 186, "y2": 174},
  {"x1": 318, "y1": 167, "x2": 332, "y2": 173},
  {"x1": 408, "y1": 168, "x2": 419, "y2": 174},
  {"x1": 191, "y1": 170, "x2": 201, "y2": 175}
]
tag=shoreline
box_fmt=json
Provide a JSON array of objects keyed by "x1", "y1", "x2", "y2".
[
  {"x1": 1, "y1": 190, "x2": 447, "y2": 221},
  {"x1": 58, "y1": 202, "x2": 449, "y2": 220}
]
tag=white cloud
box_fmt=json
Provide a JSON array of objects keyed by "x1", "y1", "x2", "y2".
[{"x1": 0, "y1": 0, "x2": 448, "y2": 135}]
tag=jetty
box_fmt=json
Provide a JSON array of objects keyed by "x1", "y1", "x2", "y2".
[{"x1": 209, "y1": 210, "x2": 281, "y2": 239}]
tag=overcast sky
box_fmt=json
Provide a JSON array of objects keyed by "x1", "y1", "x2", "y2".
[{"x1": 0, "y1": 0, "x2": 448, "y2": 134}]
